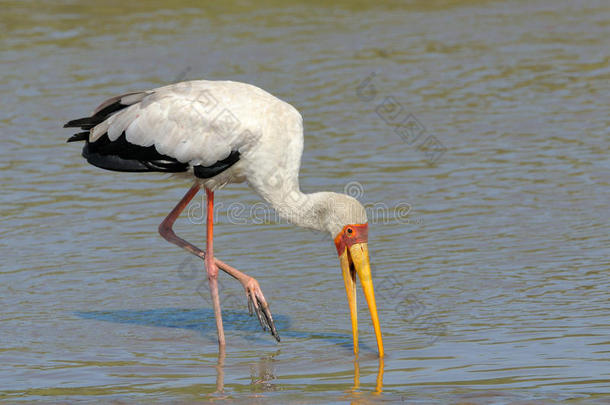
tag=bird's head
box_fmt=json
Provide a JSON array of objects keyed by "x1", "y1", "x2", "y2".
[{"x1": 320, "y1": 193, "x2": 384, "y2": 357}]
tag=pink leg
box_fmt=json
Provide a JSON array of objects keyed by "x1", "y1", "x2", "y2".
[
  {"x1": 205, "y1": 188, "x2": 225, "y2": 346},
  {"x1": 158, "y1": 184, "x2": 280, "y2": 341}
]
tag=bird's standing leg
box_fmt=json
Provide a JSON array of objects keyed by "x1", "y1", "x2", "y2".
[
  {"x1": 204, "y1": 188, "x2": 225, "y2": 347},
  {"x1": 215, "y1": 345, "x2": 226, "y2": 394},
  {"x1": 158, "y1": 184, "x2": 280, "y2": 341}
]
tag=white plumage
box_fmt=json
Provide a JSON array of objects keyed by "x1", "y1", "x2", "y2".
[
  {"x1": 92, "y1": 80, "x2": 302, "y2": 189},
  {"x1": 70, "y1": 80, "x2": 367, "y2": 234},
  {"x1": 65, "y1": 79, "x2": 383, "y2": 357}
]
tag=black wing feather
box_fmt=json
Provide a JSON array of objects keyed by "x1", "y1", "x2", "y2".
[
  {"x1": 193, "y1": 151, "x2": 240, "y2": 178},
  {"x1": 82, "y1": 133, "x2": 189, "y2": 173},
  {"x1": 66, "y1": 92, "x2": 240, "y2": 176}
]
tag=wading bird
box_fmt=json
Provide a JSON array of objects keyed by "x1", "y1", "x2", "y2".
[{"x1": 65, "y1": 80, "x2": 383, "y2": 357}]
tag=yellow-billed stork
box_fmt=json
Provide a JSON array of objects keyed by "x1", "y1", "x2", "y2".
[{"x1": 65, "y1": 80, "x2": 384, "y2": 357}]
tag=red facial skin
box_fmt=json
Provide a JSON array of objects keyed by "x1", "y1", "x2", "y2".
[{"x1": 334, "y1": 223, "x2": 369, "y2": 256}]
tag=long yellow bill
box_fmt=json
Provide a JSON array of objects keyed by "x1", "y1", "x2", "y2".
[{"x1": 339, "y1": 242, "x2": 384, "y2": 357}]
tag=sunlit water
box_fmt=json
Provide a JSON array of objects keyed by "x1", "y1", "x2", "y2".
[{"x1": 1, "y1": 0, "x2": 609, "y2": 403}]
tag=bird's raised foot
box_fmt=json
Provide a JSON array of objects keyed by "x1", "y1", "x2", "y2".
[{"x1": 244, "y1": 277, "x2": 280, "y2": 342}]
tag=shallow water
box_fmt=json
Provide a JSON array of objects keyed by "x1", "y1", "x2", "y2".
[{"x1": 1, "y1": 0, "x2": 609, "y2": 403}]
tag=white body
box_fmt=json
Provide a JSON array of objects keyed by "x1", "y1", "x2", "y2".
[{"x1": 90, "y1": 80, "x2": 366, "y2": 235}]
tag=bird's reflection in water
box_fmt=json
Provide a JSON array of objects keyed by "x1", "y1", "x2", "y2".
[
  {"x1": 249, "y1": 351, "x2": 280, "y2": 392},
  {"x1": 352, "y1": 356, "x2": 384, "y2": 394},
  {"x1": 213, "y1": 348, "x2": 382, "y2": 398},
  {"x1": 213, "y1": 349, "x2": 280, "y2": 394},
  {"x1": 376, "y1": 357, "x2": 384, "y2": 393}
]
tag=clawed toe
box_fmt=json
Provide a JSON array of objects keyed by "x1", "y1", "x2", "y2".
[{"x1": 245, "y1": 279, "x2": 280, "y2": 342}]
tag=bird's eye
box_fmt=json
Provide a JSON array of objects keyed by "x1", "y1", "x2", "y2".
[{"x1": 346, "y1": 227, "x2": 354, "y2": 236}]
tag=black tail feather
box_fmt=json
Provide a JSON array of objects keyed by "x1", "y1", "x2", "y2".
[
  {"x1": 67, "y1": 131, "x2": 89, "y2": 143},
  {"x1": 79, "y1": 132, "x2": 189, "y2": 173},
  {"x1": 64, "y1": 117, "x2": 99, "y2": 129},
  {"x1": 64, "y1": 91, "x2": 146, "y2": 131},
  {"x1": 65, "y1": 90, "x2": 240, "y2": 177}
]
